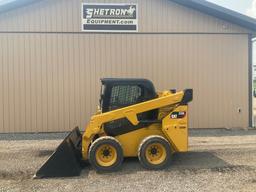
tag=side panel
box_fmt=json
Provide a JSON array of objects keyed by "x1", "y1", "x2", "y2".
[
  {"x1": 162, "y1": 105, "x2": 189, "y2": 152},
  {"x1": 0, "y1": 33, "x2": 249, "y2": 132}
]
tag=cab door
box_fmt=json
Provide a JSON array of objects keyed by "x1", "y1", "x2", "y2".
[{"x1": 102, "y1": 84, "x2": 158, "y2": 136}]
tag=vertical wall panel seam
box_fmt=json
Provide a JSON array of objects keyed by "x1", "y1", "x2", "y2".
[
  {"x1": 39, "y1": 34, "x2": 43, "y2": 132},
  {"x1": 29, "y1": 34, "x2": 33, "y2": 132},
  {"x1": 9, "y1": 34, "x2": 14, "y2": 132},
  {"x1": 22, "y1": 35, "x2": 25, "y2": 132},
  {"x1": 50, "y1": 34, "x2": 54, "y2": 131},
  {"x1": 45, "y1": 34, "x2": 49, "y2": 132},
  {"x1": 34, "y1": 35, "x2": 38, "y2": 132},
  {"x1": 77, "y1": 34, "x2": 82, "y2": 129},
  {"x1": 68, "y1": 35, "x2": 71, "y2": 129},
  {"x1": 61, "y1": 34, "x2": 65, "y2": 131},
  {"x1": 72, "y1": 33, "x2": 76, "y2": 128},
  {"x1": 56, "y1": 34, "x2": 60, "y2": 131},
  {"x1": 0, "y1": 36, "x2": 3, "y2": 132},
  {"x1": 13, "y1": 34, "x2": 18, "y2": 132},
  {"x1": 7, "y1": 34, "x2": 11, "y2": 132}
]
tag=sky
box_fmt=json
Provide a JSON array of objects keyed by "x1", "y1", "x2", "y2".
[
  {"x1": 207, "y1": 0, "x2": 256, "y2": 18},
  {"x1": 206, "y1": 0, "x2": 256, "y2": 65},
  {"x1": 0, "y1": 0, "x2": 15, "y2": 6}
]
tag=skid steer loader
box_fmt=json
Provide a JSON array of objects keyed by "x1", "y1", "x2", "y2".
[{"x1": 35, "y1": 78, "x2": 193, "y2": 178}]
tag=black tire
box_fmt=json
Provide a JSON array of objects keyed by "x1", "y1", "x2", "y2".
[
  {"x1": 138, "y1": 135, "x2": 172, "y2": 170},
  {"x1": 88, "y1": 136, "x2": 123, "y2": 172}
]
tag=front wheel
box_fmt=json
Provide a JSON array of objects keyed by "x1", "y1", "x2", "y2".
[
  {"x1": 88, "y1": 136, "x2": 123, "y2": 172},
  {"x1": 138, "y1": 135, "x2": 172, "y2": 170}
]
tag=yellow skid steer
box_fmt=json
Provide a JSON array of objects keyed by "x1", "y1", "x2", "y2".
[{"x1": 35, "y1": 78, "x2": 193, "y2": 178}]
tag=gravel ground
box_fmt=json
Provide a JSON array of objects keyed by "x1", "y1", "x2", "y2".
[{"x1": 0, "y1": 129, "x2": 256, "y2": 192}]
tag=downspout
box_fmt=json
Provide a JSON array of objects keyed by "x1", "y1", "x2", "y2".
[{"x1": 250, "y1": 36, "x2": 255, "y2": 128}]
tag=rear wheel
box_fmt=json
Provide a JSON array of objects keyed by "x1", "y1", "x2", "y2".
[
  {"x1": 138, "y1": 135, "x2": 172, "y2": 170},
  {"x1": 88, "y1": 136, "x2": 123, "y2": 172}
]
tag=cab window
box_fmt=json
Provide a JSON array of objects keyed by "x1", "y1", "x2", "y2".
[{"x1": 109, "y1": 85, "x2": 142, "y2": 111}]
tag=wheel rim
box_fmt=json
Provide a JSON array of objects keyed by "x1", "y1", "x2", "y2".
[
  {"x1": 95, "y1": 144, "x2": 117, "y2": 167},
  {"x1": 145, "y1": 143, "x2": 167, "y2": 165}
]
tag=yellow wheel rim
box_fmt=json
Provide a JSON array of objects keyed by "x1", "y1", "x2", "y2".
[
  {"x1": 145, "y1": 143, "x2": 167, "y2": 165},
  {"x1": 95, "y1": 144, "x2": 117, "y2": 167}
]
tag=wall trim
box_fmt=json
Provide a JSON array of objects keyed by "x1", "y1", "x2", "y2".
[
  {"x1": 0, "y1": 31, "x2": 252, "y2": 35},
  {"x1": 249, "y1": 34, "x2": 253, "y2": 128}
]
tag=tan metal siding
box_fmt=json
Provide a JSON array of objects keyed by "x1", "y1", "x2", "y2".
[
  {"x1": 0, "y1": 0, "x2": 250, "y2": 33},
  {"x1": 0, "y1": 33, "x2": 249, "y2": 133}
]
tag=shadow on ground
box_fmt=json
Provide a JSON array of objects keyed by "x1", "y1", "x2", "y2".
[
  {"x1": 189, "y1": 128, "x2": 256, "y2": 137},
  {"x1": 87, "y1": 151, "x2": 239, "y2": 176},
  {"x1": 171, "y1": 152, "x2": 230, "y2": 169}
]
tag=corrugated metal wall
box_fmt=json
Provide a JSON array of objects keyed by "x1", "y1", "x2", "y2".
[
  {"x1": 0, "y1": 0, "x2": 251, "y2": 132},
  {"x1": 0, "y1": 33, "x2": 249, "y2": 132}
]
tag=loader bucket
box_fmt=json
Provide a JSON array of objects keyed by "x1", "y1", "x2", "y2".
[{"x1": 34, "y1": 127, "x2": 83, "y2": 178}]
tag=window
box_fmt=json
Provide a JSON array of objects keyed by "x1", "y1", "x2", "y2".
[{"x1": 109, "y1": 85, "x2": 142, "y2": 111}]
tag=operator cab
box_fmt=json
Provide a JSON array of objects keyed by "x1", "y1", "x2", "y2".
[{"x1": 100, "y1": 78, "x2": 159, "y2": 136}]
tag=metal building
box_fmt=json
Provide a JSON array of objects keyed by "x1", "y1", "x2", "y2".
[{"x1": 0, "y1": 0, "x2": 256, "y2": 133}]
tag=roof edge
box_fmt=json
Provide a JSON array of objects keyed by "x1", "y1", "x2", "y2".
[{"x1": 0, "y1": 0, "x2": 41, "y2": 14}]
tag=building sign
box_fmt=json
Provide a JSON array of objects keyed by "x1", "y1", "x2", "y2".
[{"x1": 82, "y1": 3, "x2": 138, "y2": 32}]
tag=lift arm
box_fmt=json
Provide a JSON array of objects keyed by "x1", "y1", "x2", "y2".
[{"x1": 82, "y1": 89, "x2": 192, "y2": 160}]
